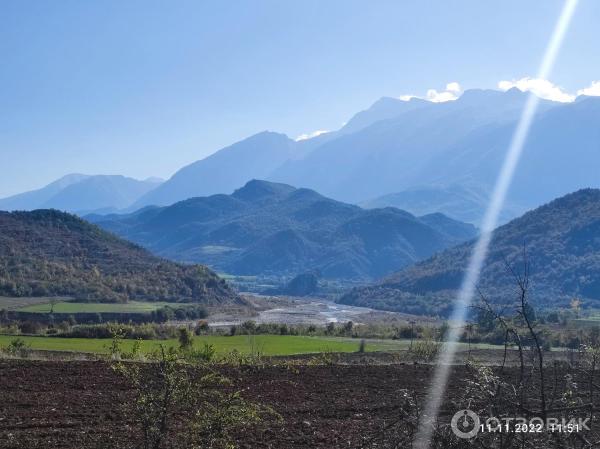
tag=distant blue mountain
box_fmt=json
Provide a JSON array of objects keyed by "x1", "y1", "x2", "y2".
[
  {"x1": 0, "y1": 174, "x2": 162, "y2": 214},
  {"x1": 268, "y1": 88, "x2": 560, "y2": 205},
  {"x1": 90, "y1": 180, "x2": 477, "y2": 280},
  {"x1": 339, "y1": 96, "x2": 430, "y2": 134},
  {"x1": 9, "y1": 89, "x2": 600, "y2": 224},
  {"x1": 132, "y1": 131, "x2": 297, "y2": 208},
  {"x1": 340, "y1": 189, "x2": 600, "y2": 315},
  {"x1": 361, "y1": 183, "x2": 525, "y2": 225}
]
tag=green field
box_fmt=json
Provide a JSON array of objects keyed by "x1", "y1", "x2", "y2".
[
  {"x1": 15, "y1": 301, "x2": 172, "y2": 314},
  {"x1": 0, "y1": 334, "x2": 500, "y2": 356},
  {"x1": 0, "y1": 296, "x2": 72, "y2": 311},
  {"x1": 0, "y1": 334, "x2": 370, "y2": 355}
]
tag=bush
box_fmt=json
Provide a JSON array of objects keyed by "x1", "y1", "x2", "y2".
[
  {"x1": 19, "y1": 320, "x2": 43, "y2": 335},
  {"x1": 325, "y1": 322, "x2": 335, "y2": 335},
  {"x1": 1, "y1": 338, "x2": 31, "y2": 357},
  {"x1": 358, "y1": 339, "x2": 366, "y2": 353},
  {"x1": 410, "y1": 340, "x2": 440, "y2": 363},
  {"x1": 184, "y1": 343, "x2": 216, "y2": 363},
  {"x1": 178, "y1": 327, "x2": 194, "y2": 350},
  {"x1": 194, "y1": 320, "x2": 210, "y2": 335},
  {"x1": 113, "y1": 346, "x2": 274, "y2": 449}
]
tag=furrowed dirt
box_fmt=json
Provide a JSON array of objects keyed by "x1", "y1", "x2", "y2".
[
  {"x1": 0, "y1": 359, "x2": 587, "y2": 449},
  {"x1": 0, "y1": 360, "x2": 461, "y2": 448}
]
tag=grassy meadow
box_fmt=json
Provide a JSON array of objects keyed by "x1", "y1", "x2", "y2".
[
  {"x1": 0, "y1": 333, "x2": 501, "y2": 356},
  {"x1": 0, "y1": 296, "x2": 72, "y2": 310},
  {"x1": 14, "y1": 301, "x2": 172, "y2": 314},
  {"x1": 0, "y1": 334, "x2": 367, "y2": 355}
]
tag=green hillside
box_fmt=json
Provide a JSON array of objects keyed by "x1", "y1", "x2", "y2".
[
  {"x1": 340, "y1": 189, "x2": 600, "y2": 315},
  {"x1": 0, "y1": 210, "x2": 240, "y2": 304}
]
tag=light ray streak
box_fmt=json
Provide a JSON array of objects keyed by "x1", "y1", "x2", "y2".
[{"x1": 413, "y1": 1, "x2": 579, "y2": 447}]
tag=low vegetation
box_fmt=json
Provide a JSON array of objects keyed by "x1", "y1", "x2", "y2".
[
  {"x1": 0, "y1": 333, "x2": 379, "y2": 356},
  {"x1": 112, "y1": 345, "x2": 278, "y2": 449},
  {"x1": 15, "y1": 301, "x2": 173, "y2": 314}
]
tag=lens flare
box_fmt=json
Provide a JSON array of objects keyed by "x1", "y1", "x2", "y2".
[{"x1": 413, "y1": 1, "x2": 579, "y2": 447}]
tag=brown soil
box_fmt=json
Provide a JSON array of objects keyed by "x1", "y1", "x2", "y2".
[
  {"x1": 0, "y1": 359, "x2": 588, "y2": 449},
  {"x1": 0, "y1": 360, "x2": 468, "y2": 448}
]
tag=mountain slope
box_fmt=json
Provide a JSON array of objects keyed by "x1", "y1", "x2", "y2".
[
  {"x1": 131, "y1": 98, "x2": 430, "y2": 210},
  {"x1": 0, "y1": 175, "x2": 161, "y2": 214},
  {"x1": 340, "y1": 189, "x2": 600, "y2": 315},
  {"x1": 361, "y1": 184, "x2": 525, "y2": 225},
  {"x1": 0, "y1": 174, "x2": 90, "y2": 211},
  {"x1": 339, "y1": 96, "x2": 431, "y2": 135},
  {"x1": 0, "y1": 210, "x2": 239, "y2": 304},
  {"x1": 133, "y1": 131, "x2": 297, "y2": 208},
  {"x1": 269, "y1": 88, "x2": 563, "y2": 205},
  {"x1": 90, "y1": 180, "x2": 477, "y2": 280}
]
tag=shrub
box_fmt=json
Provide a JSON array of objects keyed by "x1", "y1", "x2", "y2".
[
  {"x1": 185, "y1": 343, "x2": 216, "y2": 363},
  {"x1": 358, "y1": 339, "x2": 366, "y2": 353},
  {"x1": 194, "y1": 320, "x2": 210, "y2": 335},
  {"x1": 113, "y1": 346, "x2": 274, "y2": 449},
  {"x1": 325, "y1": 322, "x2": 335, "y2": 335},
  {"x1": 178, "y1": 327, "x2": 194, "y2": 350},
  {"x1": 19, "y1": 320, "x2": 43, "y2": 335},
  {"x1": 410, "y1": 340, "x2": 440, "y2": 363},
  {"x1": 1, "y1": 338, "x2": 31, "y2": 358}
]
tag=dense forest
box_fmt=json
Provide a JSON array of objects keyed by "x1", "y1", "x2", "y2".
[
  {"x1": 340, "y1": 189, "x2": 600, "y2": 316},
  {"x1": 0, "y1": 210, "x2": 240, "y2": 304},
  {"x1": 90, "y1": 179, "x2": 476, "y2": 280}
]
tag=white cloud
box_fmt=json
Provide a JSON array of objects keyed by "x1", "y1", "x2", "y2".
[
  {"x1": 498, "y1": 77, "x2": 575, "y2": 102},
  {"x1": 399, "y1": 94, "x2": 416, "y2": 101},
  {"x1": 399, "y1": 82, "x2": 462, "y2": 103},
  {"x1": 391, "y1": 78, "x2": 600, "y2": 109},
  {"x1": 295, "y1": 129, "x2": 329, "y2": 141},
  {"x1": 426, "y1": 88, "x2": 459, "y2": 103},
  {"x1": 577, "y1": 80, "x2": 600, "y2": 97},
  {"x1": 446, "y1": 82, "x2": 461, "y2": 93}
]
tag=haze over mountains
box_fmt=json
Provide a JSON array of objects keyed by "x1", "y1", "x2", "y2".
[
  {"x1": 0, "y1": 175, "x2": 162, "y2": 214},
  {"x1": 89, "y1": 180, "x2": 477, "y2": 280},
  {"x1": 360, "y1": 184, "x2": 522, "y2": 225},
  {"x1": 132, "y1": 132, "x2": 296, "y2": 209},
  {"x1": 340, "y1": 189, "x2": 600, "y2": 315},
  {"x1": 5, "y1": 88, "x2": 600, "y2": 225},
  {"x1": 127, "y1": 88, "x2": 600, "y2": 224},
  {"x1": 3, "y1": 86, "x2": 600, "y2": 316}
]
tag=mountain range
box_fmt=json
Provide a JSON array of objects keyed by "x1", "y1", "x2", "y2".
[
  {"x1": 0, "y1": 175, "x2": 162, "y2": 214},
  {"x1": 88, "y1": 180, "x2": 477, "y2": 280},
  {"x1": 360, "y1": 183, "x2": 525, "y2": 224},
  {"x1": 6, "y1": 88, "x2": 600, "y2": 225},
  {"x1": 123, "y1": 88, "x2": 600, "y2": 224},
  {"x1": 339, "y1": 189, "x2": 600, "y2": 316},
  {"x1": 131, "y1": 132, "x2": 296, "y2": 208},
  {"x1": 0, "y1": 209, "x2": 239, "y2": 304}
]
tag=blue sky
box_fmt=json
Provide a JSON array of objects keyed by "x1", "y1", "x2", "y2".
[{"x1": 1, "y1": 0, "x2": 599, "y2": 197}]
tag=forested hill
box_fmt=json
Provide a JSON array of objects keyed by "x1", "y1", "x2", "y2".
[
  {"x1": 90, "y1": 180, "x2": 477, "y2": 280},
  {"x1": 0, "y1": 210, "x2": 240, "y2": 304},
  {"x1": 339, "y1": 189, "x2": 600, "y2": 316}
]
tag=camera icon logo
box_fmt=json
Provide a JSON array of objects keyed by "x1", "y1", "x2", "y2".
[{"x1": 451, "y1": 409, "x2": 480, "y2": 439}]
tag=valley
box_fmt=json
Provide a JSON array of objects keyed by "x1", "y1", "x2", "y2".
[
  {"x1": 4, "y1": 3, "x2": 600, "y2": 448},
  {"x1": 88, "y1": 179, "x2": 477, "y2": 281},
  {"x1": 2, "y1": 52, "x2": 600, "y2": 449}
]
